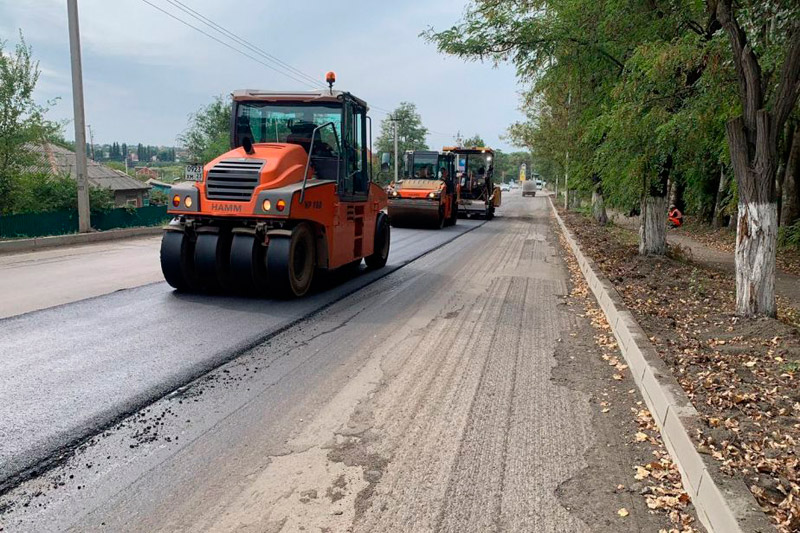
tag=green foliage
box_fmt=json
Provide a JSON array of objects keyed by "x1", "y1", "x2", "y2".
[
  {"x1": 0, "y1": 32, "x2": 60, "y2": 214},
  {"x1": 178, "y1": 95, "x2": 231, "y2": 164},
  {"x1": 375, "y1": 102, "x2": 429, "y2": 164},
  {"x1": 493, "y1": 150, "x2": 533, "y2": 182},
  {"x1": 425, "y1": 0, "x2": 800, "y2": 230},
  {"x1": 779, "y1": 220, "x2": 800, "y2": 250},
  {"x1": 10, "y1": 172, "x2": 114, "y2": 214},
  {"x1": 149, "y1": 189, "x2": 169, "y2": 206},
  {"x1": 461, "y1": 134, "x2": 486, "y2": 147}
]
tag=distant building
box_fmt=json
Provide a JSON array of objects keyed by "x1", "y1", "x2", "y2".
[
  {"x1": 135, "y1": 167, "x2": 159, "y2": 181},
  {"x1": 30, "y1": 143, "x2": 151, "y2": 207},
  {"x1": 145, "y1": 178, "x2": 174, "y2": 194}
]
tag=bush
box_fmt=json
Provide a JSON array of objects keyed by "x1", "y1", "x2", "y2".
[
  {"x1": 149, "y1": 189, "x2": 168, "y2": 206},
  {"x1": 779, "y1": 220, "x2": 800, "y2": 250},
  {"x1": 9, "y1": 172, "x2": 114, "y2": 214}
]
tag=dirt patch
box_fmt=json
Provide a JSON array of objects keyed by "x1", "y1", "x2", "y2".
[
  {"x1": 676, "y1": 220, "x2": 800, "y2": 277},
  {"x1": 561, "y1": 208, "x2": 800, "y2": 532},
  {"x1": 552, "y1": 219, "x2": 701, "y2": 532}
]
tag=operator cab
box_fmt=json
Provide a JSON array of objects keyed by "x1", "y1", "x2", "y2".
[
  {"x1": 230, "y1": 89, "x2": 372, "y2": 200},
  {"x1": 403, "y1": 150, "x2": 456, "y2": 192}
]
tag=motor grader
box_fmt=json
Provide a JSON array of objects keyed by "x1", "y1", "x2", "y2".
[
  {"x1": 443, "y1": 146, "x2": 501, "y2": 219},
  {"x1": 387, "y1": 150, "x2": 458, "y2": 228},
  {"x1": 161, "y1": 77, "x2": 390, "y2": 298}
]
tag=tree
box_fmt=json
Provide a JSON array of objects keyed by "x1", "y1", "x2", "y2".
[
  {"x1": 462, "y1": 134, "x2": 485, "y2": 147},
  {"x1": 179, "y1": 95, "x2": 232, "y2": 164},
  {"x1": 0, "y1": 33, "x2": 57, "y2": 213},
  {"x1": 375, "y1": 102, "x2": 429, "y2": 178},
  {"x1": 715, "y1": 0, "x2": 800, "y2": 317}
]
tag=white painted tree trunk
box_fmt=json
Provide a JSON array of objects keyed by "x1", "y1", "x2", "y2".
[
  {"x1": 735, "y1": 202, "x2": 778, "y2": 317},
  {"x1": 639, "y1": 196, "x2": 667, "y2": 255},
  {"x1": 592, "y1": 190, "x2": 608, "y2": 224}
]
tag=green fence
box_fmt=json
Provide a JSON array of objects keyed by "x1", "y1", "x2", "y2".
[{"x1": 0, "y1": 205, "x2": 169, "y2": 239}]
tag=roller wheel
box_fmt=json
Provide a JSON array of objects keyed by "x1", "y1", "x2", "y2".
[
  {"x1": 229, "y1": 233, "x2": 269, "y2": 295},
  {"x1": 160, "y1": 230, "x2": 201, "y2": 292},
  {"x1": 267, "y1": 223, "x2": 315, "y2": 298},
  {"x1": 194, "y1": 232, "x2": 233, "y2": 292},
  {"x1": 365, "y1": 213, "x2": 390, "y2": 269}
]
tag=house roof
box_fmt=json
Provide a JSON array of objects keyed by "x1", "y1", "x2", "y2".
[{"x1": 28, "y1": 143, "x2": 151, "y2": 192}]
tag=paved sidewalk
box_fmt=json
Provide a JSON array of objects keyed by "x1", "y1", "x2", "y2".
[
  {"x1": 608, "y1": 211, "x2": 800, "y2": 308},
  {"x1": 667, "y1": 232, "x2": 800, "y2": 308}
]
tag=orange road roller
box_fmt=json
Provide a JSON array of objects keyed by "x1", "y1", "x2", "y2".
[
  {"x1": 443, "y1": 146, "x2": 501, "y2": 219},
  {"x1": 387, "y1": 150, "x2": 458, "y2": 228},
  {"x1": 161, "y1": 78, "x2": 390, "y2": 298}
]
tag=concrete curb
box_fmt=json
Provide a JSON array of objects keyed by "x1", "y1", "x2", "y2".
[
  {"x1": 549, "y1": 199, "x2": 773, "y2": 533},
  {"x1": 0, "y1": 226, "x2": 163, "y2": 255}
]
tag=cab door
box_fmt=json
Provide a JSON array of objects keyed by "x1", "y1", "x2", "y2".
[{"x1": 332, "y1": 99, "x2": 369, "y2": 266}]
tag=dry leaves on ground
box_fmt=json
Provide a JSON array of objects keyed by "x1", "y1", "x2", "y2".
[{"x1": 562, "y1": 209, "x2": 800, "y2": 533}]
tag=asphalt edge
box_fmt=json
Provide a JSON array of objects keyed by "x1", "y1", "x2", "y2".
[
  {"x1": 549, "y1": 198, "x2": 773, "y2": 533},
  {"x1": 0, "y1": 219, "x2": 487, "y2": 496},
  {"x1": 0, "y1": 226, "x2": 164, "y2": 255}
]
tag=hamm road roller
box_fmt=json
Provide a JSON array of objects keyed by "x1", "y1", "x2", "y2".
[
  {"x1": 443, "y1": 146, "x2": 501, "y2": 219},
  {"x1": 161, "y1": 78, "x2": 390, "y2": 298},
  {"x1": 387, "y1": 150, "x2": 458, "y2": 228}
]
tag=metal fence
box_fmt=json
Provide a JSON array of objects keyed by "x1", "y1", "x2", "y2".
[{"x1": 0, "y1": 206, "x2": 169, "y2": 239}]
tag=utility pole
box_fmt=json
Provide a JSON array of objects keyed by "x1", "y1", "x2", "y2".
[
  {"x1": 67, "y1": 0, "x2": 91, "y2": 233},
  {"x1": 389, "y1": 115, "x2": 400, "y2": 183},
  {"x1": 87, "y1": 124, "x2": 95, "y2": 160},
  {"x1": 564, "y1": 90, "x2": 571, "y2": 210}
]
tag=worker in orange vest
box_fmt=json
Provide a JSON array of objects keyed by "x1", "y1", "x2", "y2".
[{"x1": 668, "y1": 204, "x2": 683, "y2": 227}]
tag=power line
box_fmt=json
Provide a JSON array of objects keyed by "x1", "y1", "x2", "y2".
[
  {"x1": 139, "y1": 0, "x2": 317, "y2": 88},
  {"x1": 141, "y1": 0, "x2": 429, "y2": 131},
  {"x1": 163, "y1": 0, "x2": 321, "y2": 87}
]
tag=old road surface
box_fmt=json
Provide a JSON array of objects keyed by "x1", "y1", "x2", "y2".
[{"x1": 0, "y1": 193, "x2": 677, "y2": 532}]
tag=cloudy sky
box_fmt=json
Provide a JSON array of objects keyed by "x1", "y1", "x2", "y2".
[{"x1": 1, "y1": 0, "x2": 525, "y2": 151}]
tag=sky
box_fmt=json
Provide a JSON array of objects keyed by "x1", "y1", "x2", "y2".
[{"x1": 1, "y1": 0, "x2": 525, "y2": 151}]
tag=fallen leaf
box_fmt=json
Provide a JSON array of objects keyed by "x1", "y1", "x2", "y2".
[{"x1": 617, "y1": 508, "x2": 629, "y2": 517}]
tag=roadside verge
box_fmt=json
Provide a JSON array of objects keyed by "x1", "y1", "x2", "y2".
[
  {"x1": 549, "y1": 198, "x2": 773, "y2": 533},
  {"x1": 0, "y1": 226, "x2": 163, "y2": 255}
]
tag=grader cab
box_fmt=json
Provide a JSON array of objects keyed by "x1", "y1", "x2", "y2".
[
  {"x1": 444, "y1": 146, "x2": 501, "y2": 219},
  {"x1": 161, "y1": 79, "x2": 390, "y2": 298}
]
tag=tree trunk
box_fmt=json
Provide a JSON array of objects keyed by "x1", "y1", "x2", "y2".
[
  {"x1": 668, "y1": 178, "x2": 680, "y2": 208},
  {"x1": 639, "y1": 156, "x2": 670, "y2": 256},
  {"x1": 780, "y1": 125, "x2": 800, "y2": 226},
  {"x1": 592, "y1": 190, "x2": 608, "y2": 224},
  {"x1": 712, "y1": 165, "x2": 731, "y2": 228},
  {"x1": 639, "y1": 195, "x2": 667, "y2": 255},
  {"x1": 727, "y1": 114, "x2": 778, "y2": 317},
  {"x1": 591, "y1": 175, "x2": 608, "y2": 225},
  {"x1": 568, "y1": 190, "x2": 581, "y2": 209}
]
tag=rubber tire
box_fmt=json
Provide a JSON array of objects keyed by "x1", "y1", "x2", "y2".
[
  {"x1": 194, "y1": 232, "x2": 233, "y2": 292},
  {"x1": 160, "y1": 230, "x2": 201, "y2": 292},
  {"x1": 230, "y1": 233, "x2": 269, "y2": 295},
  {"x1": 267, "y1": 223, "x2": 315, "y2": 298},
  {"x1": 365, "y1": 213, "x2": 390, "y2": 269}
]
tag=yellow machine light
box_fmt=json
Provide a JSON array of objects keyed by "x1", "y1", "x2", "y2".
[
  {"x1": 262, "y1": 199, "x2": 271, "y2": 211},
  {"x1": 276, "y1": 199, "x2": 286, "y2": 212},
  {"x1": 428, "y1": 191, "x2": 436, "y2": 199},
  {"x1": 172, "y1": 195, "x2": 180, "y2": 207},
  {"x1": 184, "y1": 196, "x2": 193, "y2": 208}
]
